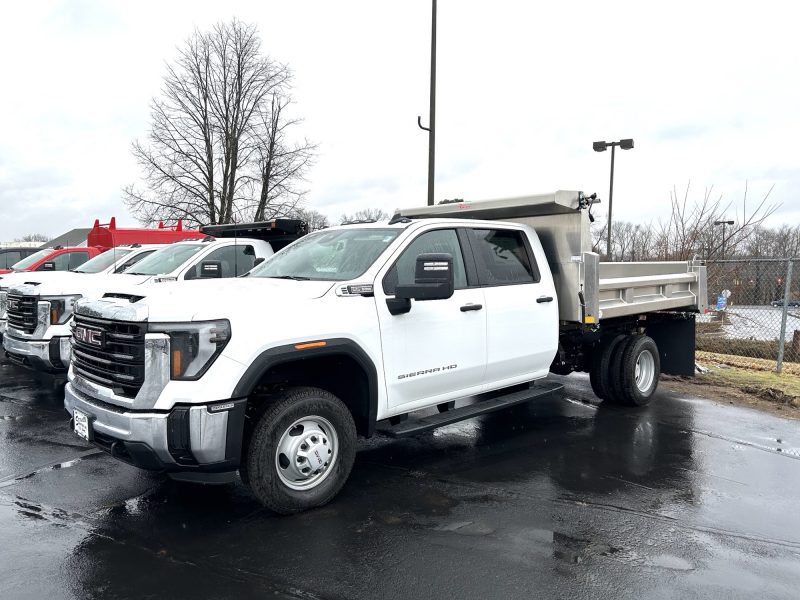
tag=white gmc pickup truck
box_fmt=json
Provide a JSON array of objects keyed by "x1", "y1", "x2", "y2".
[
  {"x1": 3, "y1": 219, "x2": 307, "y2": 374},
  {"x1": 63, "y1": 192, "x2": 706, "y2": 514}
]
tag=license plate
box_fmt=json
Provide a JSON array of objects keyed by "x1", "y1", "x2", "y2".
[{"x1": 73, "y1": 409, "x2": 91, "y2": 441}]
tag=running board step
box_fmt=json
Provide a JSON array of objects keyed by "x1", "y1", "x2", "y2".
[{"x1": 378, "y1": 381, "x2": 564, "y2": 438}]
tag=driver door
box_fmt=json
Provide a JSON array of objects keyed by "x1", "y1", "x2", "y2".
[{"x1": 376, "y1": 227, "x2": 487, "y2": 410}]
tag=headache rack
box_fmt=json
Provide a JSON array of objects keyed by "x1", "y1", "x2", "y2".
[{"x1": 200, "y1": 219, "x2": 308, "y2": 251}]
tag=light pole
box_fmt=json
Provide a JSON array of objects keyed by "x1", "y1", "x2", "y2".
[
  {"x1": 714, "y1": 219, "x2": 734, "y2": 259},
  {"x1": 417, "y1": 0, "x2": 437, "y2": 206},
  {"x1": 593, "y1": 138, "x2": 634, "y2": 259}
]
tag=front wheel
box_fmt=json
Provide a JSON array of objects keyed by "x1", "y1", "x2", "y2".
[{"x1": 244, "y1": 386, "x2": 357, "y2": 514}]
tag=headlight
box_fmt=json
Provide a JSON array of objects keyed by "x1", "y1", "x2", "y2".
[
  {"x1": 0, "y1": 291, "x2": 7, "y2": 319},
  {"x1": 42, "y1": 295, "x2": 82, "y2": 325},
  {"x1": 149, "y1": 320, "x2": 231, "y2": 380}
]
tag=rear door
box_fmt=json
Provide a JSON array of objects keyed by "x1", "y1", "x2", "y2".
[
  {"x1": 466, "y1": 227, "x2": 558, "y2": 386},
  {"x1": 376, "y1": 227, "x2": 487, "y2": 409}
]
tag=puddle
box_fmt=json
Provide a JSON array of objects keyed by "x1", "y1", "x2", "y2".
[
  {"x1": 647, "y1": 554, "x2": 694, "y2": 571},
  {"x1": 0, "y1": 450, "x2": 102, "y2": 489},
  {"x1": 435, "y1": 520, "x2": 495, "y2": 536}
]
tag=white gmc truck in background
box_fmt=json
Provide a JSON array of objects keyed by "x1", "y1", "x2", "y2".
[{"x1": 62, "y1": 192, "x2": 706, "y2": 514}]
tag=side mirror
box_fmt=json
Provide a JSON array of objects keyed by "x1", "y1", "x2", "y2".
[
  {"x1": 253, "y1": 257, "x2": 265, "y2": 267},
  {"x1": 387, "y1": 253, "x2": 455, "y2": 315},
  {"x1": 40, "y1": 262, "x2": 56, "y2": 271},
  {"x1": 199, "y1": 260, "x2": 223, "y2": 278}
]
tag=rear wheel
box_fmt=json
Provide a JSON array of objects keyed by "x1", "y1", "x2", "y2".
[
  {"x1": 244, "y1": 386, "x2": 357, "y2": 514},
  {"x1": 606, "y1": 335, "x2": 660, "y2": 406},
  {"x1": 589, "y1": 335, "x2": 627, "y2": 400}
]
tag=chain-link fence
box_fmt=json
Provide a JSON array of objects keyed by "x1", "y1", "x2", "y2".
[{"x1": 698, "y1": 258, "x2": 799, "y2": 371}]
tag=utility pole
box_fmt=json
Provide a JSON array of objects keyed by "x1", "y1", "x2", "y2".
[
  {"x1": 418, "y1": 0, "x2": 437, "y2": 206},
  {"x1": 592, "y1": 138, "x2": 633, "y2": 259},
  {"x1": 714, "y1": 219, "x2": 734, "y2": 259}
]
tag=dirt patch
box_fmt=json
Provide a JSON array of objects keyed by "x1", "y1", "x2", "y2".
[{"x1": 662, "y1": 362, "x2": 800, "y2": 420}]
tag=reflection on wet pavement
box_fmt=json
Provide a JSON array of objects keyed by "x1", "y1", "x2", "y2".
[{"x1": 1, "y1": 359, "x2": 799, "y2": 599}]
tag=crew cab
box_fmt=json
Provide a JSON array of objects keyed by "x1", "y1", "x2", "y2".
[
  {"x1": 4, "y1": 220, "x2": 305, "y2": 374},
  {"x1": 62, "y1": 193, "x2": 706, "y2": 515}
]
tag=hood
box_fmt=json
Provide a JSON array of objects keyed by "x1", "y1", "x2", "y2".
[
  {"x1": 0, "y1": 271, "x2": 49, "y2": 291},
  {"x1": 77, "y1": 277, "x2": 336, "y2": 323}
]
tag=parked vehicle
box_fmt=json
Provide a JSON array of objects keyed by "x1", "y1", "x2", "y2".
[
  {"x1": 0, "y1": 218, "x2": 199, "y2": 276},
  {"x1": 1, "y1": 244, "x2": 165, "y2": 372},
  {"x1": 771, "y1": 298, "x2": 800, "y2": 308},
  {"x1": 62, "y1": 192, "x2": 706, "y2": 514},
  {"x1": 0, "y1": 247, "x2": 39, "y2": 270},
  {"x1": 0, "y1": 219, "x2": 201, "y2": 341},
  {"x1": 4, "y1": 220, "x2": 305, "y2": 374}
]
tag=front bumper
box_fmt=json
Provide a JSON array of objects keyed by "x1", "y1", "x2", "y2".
[
  {"x1": 3, "y1": 334, "x2": 71, "y2": 373},
  {"x1": 64, "y1": 382, "x2": 246, "y2": 482}
]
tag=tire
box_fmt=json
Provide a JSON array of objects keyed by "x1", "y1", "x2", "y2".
[
  {"x1": 244, "y1": 386, "x2": 357, "y2": 514},
  {"x1": 607, "y1": 335, "x2": 660, "y2": 406},
  {"x1": 589, "y1": 335, "x2": 627, "y2": 400},
  {"x1": 437, "y1": 401, "x2": 455, "y2": 413}
]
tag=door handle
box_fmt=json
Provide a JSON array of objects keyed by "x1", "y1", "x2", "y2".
[
  {"x1": 460, "y1": 303, "x2": 483, "y2": 312},
  {"x1": 536, "y1": 296, "x2": 554, "y2": 303}
]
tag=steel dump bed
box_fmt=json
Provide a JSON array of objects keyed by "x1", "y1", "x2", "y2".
[{"x1": 396, "y1": 191, "x2": 707, "y2": 324}]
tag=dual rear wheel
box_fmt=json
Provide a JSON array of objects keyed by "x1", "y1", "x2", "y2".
[{"x1": 590, "y1": 334, "x2": 661, "y2": 406}]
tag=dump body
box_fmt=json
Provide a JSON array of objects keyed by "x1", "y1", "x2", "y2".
[{"x1": 396, "y1": 191, "x2": 707, "y2": 324}]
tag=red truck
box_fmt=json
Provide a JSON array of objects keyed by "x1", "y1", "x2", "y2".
[{"x1": 0, "y1": 218, "x2": 200, "y2": 274}]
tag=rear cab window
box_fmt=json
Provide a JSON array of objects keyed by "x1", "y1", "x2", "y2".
[{"x1": 468, "y1": 228, "x2": 540, "y2": 286}]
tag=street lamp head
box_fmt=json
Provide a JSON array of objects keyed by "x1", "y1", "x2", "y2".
[
  {"x1": 714, "y1": 220, "x2": 735, "y2": 226},
  {"x1": 619, "y1": 138, "x2": 634, "y2": 150},
  {"x1": 593, "y1": 141, "x2": 607, "y2": 152}
]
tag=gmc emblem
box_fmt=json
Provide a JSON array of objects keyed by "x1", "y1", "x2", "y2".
[
  {"x1": 74, "y1": 326, "x2": 103, "y2": 347},
  {"x1": 8, "y1": 299, "x2": 19, "y2": 311}
]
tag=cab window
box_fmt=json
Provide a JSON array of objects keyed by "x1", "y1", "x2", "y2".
[
  {"x1": 184, "y1": 245, "x2": 257, "y2": 280},
  {"x1": 383, "y1": 229, "x2": 467, "y2": 295},
  {"x1": 468, "y1": 229, "x2": 539, "y2": 285}
]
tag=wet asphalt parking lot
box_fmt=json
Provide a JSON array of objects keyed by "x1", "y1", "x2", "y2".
[{"x1": 1, "y1": 355, "x2": 799, "y2": 600}]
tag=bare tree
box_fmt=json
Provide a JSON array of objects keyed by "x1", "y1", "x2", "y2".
[
  {"x1": 339, "y1": 208, "x2": 390, "y2": 224},
  {"x1": 291, "y1": 208, "x2": 330, "y2": 232},
  {"x1": 15, "y1": 233, "x2": 50, "y2": 243},
  {"x1": 123, "y1": 19, "x2": 314, "y2": 227},
  {"x1": 651, "y1": 181, "x2": 778, "y2": 260}
]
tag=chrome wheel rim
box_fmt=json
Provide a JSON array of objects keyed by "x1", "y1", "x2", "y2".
[
  {"x1": 275, "y1": 415, "x2": 338, "y2": 491},
  {"x1": 635, "y1": 350, "x2": 656, "y2": 393}
]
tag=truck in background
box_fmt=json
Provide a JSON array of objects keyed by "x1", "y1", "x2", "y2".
[
  {"x1": 61, "y1": 192, "x2": 705, "y2": 514},
  {"x1": 4, "y1": 220, "x2": 307, "y2": 374},
  {"x1": 0, "y1": 218, "x2": 199, "y2": 275}
]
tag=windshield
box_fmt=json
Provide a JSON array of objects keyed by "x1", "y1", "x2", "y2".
[
  {"x1": 249, "y1": 228, "x2": 400, "y2": 281},
  {"x1": 124, "y1": 244, "x2": 204, "y2": 276},
  {"x1": 10, "y1": 249, "x2": 52, "y2": 270},
  {"x1": 73, "y1": 248, "x2": 133, "y2": 273}
]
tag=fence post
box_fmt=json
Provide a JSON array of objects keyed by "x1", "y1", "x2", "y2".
[{"x1": 776, "y1": 259, "x2": 794, "y2": 373}]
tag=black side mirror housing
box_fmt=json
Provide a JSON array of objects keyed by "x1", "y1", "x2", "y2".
[
  {"x1": 387, "y1": 253, "x2": 455, "y2": 315},
  {"x1": 40, "y1": 261, "x2": 56, "y2": 271},
  {"x1": 253, "y1": 257, "x2": 265, "y2": 267},
  {"x1": 199, "y1": 260, "x2": 223, "y2": 278}
]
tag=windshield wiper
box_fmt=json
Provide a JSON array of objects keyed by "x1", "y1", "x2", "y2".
[
  {"x1": 123, "y1": 272, "x2": 147, "y2": 276},
  {"x1": 267, "y1": 275, "x2": 312, "y2": 281}
]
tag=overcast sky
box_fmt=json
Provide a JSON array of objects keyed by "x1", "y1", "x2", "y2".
[{"x1": 0, "y1": 0, "x2": 797, "y2": 241}]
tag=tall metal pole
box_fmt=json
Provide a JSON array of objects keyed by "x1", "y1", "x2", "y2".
[
  {"x1": 777, "y1": 259, "x2": 794, "y2": 374},
  {"x1": 721, "y1": 222, "x2": 726, "y2": 259},
  {"x1": 426, "y1": 0, "x2": 437, "y2": 206},
  {"x1": 606, "y1": 144, "x2": 616, "y2": 258}
]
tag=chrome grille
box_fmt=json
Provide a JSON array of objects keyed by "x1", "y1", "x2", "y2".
[
  {"x1": 71, "y1": 314, "x2": 146, "y2": 398},
  {"x1": 7, "y1": 294, "x2": 38, "y2": 334}
]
